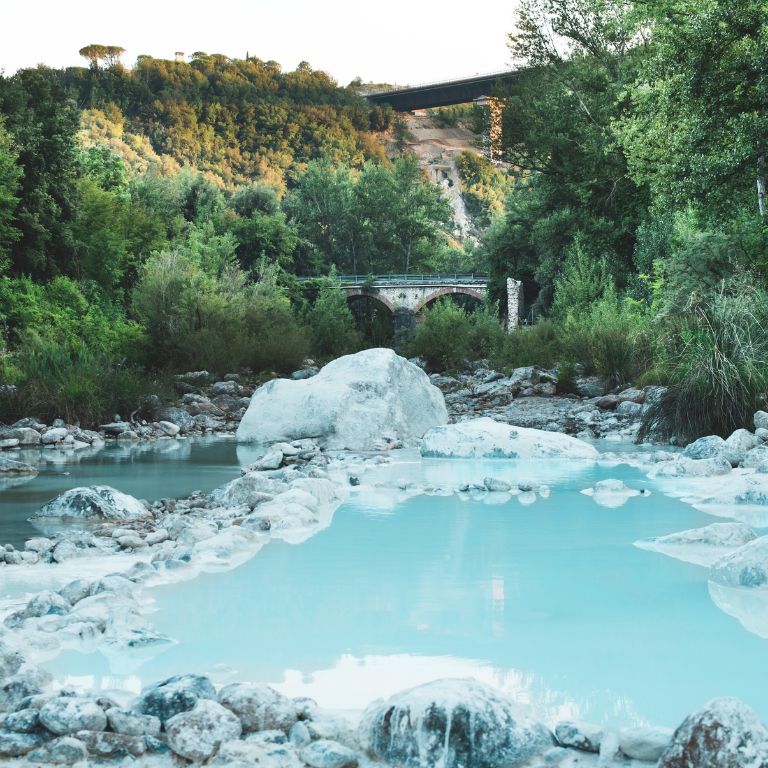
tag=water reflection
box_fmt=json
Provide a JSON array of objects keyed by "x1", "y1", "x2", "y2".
[
  {"x1": 0, "y1": 437, "x2": 242, "y2": 547},
  {"x1": 45, "y1": 463, "x2": 768, "y2": 728}
]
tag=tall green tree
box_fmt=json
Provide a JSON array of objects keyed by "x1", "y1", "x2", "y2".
[
  {"x1": 619, "y1": 0, "x2": 768, "y2": 221},
  {"x1": 0, "y1": 69, "x2": 81, "y2": 277},
  {"x1": 0, "y1": 121, "x2": 21, "y2": 272}
]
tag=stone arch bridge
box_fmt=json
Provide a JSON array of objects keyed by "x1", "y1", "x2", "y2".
[{"x1": 302, "y1": 275, "x2": 523, "y2": 332}]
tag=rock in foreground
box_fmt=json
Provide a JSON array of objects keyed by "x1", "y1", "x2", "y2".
[
  {"x1": 237, "y1": 348, "x2": 447, "y2": 451},
  {"x1": 360, "y1": 679, "x2": 553, "y2": 768},
  {"x1": 658, "y1": 697, "x2": 768, "y2": 767},
  {"x1": 421, "y1": 417, "x2": 599, "y2": 460}
]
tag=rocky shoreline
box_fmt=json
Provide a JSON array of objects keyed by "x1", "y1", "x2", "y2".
[{"x1": 1, "y1": 350, "x2": 768, "y2": 766}]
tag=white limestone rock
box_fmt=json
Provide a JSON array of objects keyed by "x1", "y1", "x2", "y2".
[
  {"x1": 35, "y1": 485, "x2": 150, "y2": 521},
  {"x1": 359, "y1": 678, "x2": 553, "y2": 768},
  {"x1": 658, "y1": 698, "x2": 768, "y2": 767},
  {"x1": 237, "y1": 348, "x2": 447, "y2": 451},
  {"x1": 635, "y1": 522, "x2": 758, "y2": 567},
  {"x1": 166, "y1": 699, "x2": 242, "y2": 762},
  {"x1": 618, "y1": 726, "x2": 673, "y2": 761},
  {"x1": 39, "y1": 696, "x2": 107, "y2": 736},
  {"x1": 581, "y1": 479, "x2": 645, "y2": 508},
  {"x1": 421, "y1": 417, "x2": 598, "y2": 460},
  {"x1": 554, "y1": 721, "x2": 603, "y2": 752},
  {"x1": 710, "y1": 535, "x2": 768, "y2": 588},
  {"x1": 219, "y1": 683, "x2": 299, "y2": 734},
  {"x1": 724, "y1": 428, "x2": 760, "y2": 466},
  {"x1": 300, "y1": 739, "x2": 358, "y2": 768}
]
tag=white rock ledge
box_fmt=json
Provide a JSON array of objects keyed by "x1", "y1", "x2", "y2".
[{"x1": 420, "y1": 417, "x2": 599, "y2": 460}]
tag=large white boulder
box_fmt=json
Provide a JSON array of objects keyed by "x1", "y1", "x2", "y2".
[
  {"x1": 359, "y1": 679, "x2": 553, "y2": 768},
  {"x1": 421, "y1": 417, "x2": 598, "y2": 460},
  {"x1": 237, "y1": 349, "x2": 447, "y2": 451}
]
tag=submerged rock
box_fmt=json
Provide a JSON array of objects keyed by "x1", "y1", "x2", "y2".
[
  {"x1": 237, "y1": 348, "x2": 447, "y2": 451},
  {"x1": 421, "y1": 417, "x2": 598, "y2": 460},
  {"x1": 658, "y1": 697, "x2": 768, "y2": 767},
  {"x1": 0, "y1": 457, "x2": 38, "y2": 475},
  {"x1": 35, "y1": 486, "x2": 149, "y2": 521},
  {"x1": 166, "y1": 699, "x2": 242, "y2": 761},
  {"x1": 360, "y1": 678, "x2": 553, "y2": 768}
]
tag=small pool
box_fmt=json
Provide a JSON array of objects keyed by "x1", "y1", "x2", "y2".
[
  {"x1": 47, "y1": 455, "x2": 768, "y2": 729},
  {"x1": 0, "y1": 438, "x2": 256, "y2": 547}
]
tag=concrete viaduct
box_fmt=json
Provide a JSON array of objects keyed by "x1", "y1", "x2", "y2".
[{"x1": 364, "y1": 71, "x2": 520, "y2": 112}]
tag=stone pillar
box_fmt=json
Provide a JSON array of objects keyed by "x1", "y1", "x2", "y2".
[{"x1": 506, "y1": 278, "x2": 523, "y2": 332}]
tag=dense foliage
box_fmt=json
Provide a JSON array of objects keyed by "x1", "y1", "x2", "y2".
[{"x1": 2, "y1": 7, "x2": 768, "y2": 440}]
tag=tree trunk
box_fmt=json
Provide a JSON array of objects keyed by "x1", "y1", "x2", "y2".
[{"x1": 758, "y1": 153, "x2": 766, "y2": 220}]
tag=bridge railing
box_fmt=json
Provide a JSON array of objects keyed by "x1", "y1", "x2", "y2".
[{"x1": 296, "y1": 274, "x2": 488, "y2": 285}]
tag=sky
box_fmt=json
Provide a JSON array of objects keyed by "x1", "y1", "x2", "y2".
[{"x1": 1, "y1": 0, "x2": 517, "y2": 86}]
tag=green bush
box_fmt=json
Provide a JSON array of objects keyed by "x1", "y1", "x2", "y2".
[
  {"x1": 305, "y1": 279, "x2": 360, "y2": 360},
  {"x1": 560, "y1": 289, "x2": 653, "y2": 387},
  {"x1": 245, "y1": 292, "x2": 308, "y2": 373},
  {"x1": 491, "y1": 319, "x2": 560, "y2": 370},
  {"x1": 409, "y1": 299, "x2": 471, "y2": 371},
  {"x1": 133, "y1": 249, "x2": 310, "y2": 374},
  {"x1": 468, "y1": 302, "x2": 507, "y2": 360},
  {"x1": 639, "y1": 286, "x2": 768, "y2": 442},
  {"x1": 551, "y1": 237, "x2": 612, "y2": 321},
  {"x1": 0, "y1": 337, "x2": 156, "y2": 425}
]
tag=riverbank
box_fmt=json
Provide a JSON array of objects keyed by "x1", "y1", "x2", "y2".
[{"x1": 1, "y1": 351, "x2": 766, "y2": 766}]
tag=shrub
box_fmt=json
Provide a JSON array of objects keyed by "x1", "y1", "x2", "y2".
[
  {"x1": 639, "y1": 286, "x2": 768, "y2": 442},
  {"x1": 0, "y1": 336, "x2": 157, "y2": 425},
  {"x1": 560, "y1": 289, "x2": 653, "y2": 387},
  {"x1": 551, "y1": 237, "x2": 612, "y2": 321},
  {"x1": 491, "y1": 319, "x2": 560, "y2": 370},
  {"x1": 305, "y1": 279, "x2": 360, "y2": 360},
  {"x1": 409, "y1": 299, "x2": 471, "y2": 371},
  {"x1": 468, "y1": 302, "x2": 507, "y2": 360},
  {"x1": 245, "y1": 291, "x2": 308, "y2": 373},
  {"x1": 555, "y1": 360, "x2": 578, "y2": 394}
]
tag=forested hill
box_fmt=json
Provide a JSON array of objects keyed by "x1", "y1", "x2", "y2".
[{"x1": 56, "y1": 54, "x2": 392, "y2": 187}]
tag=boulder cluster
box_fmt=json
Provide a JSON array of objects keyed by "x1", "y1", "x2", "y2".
[{"x1": 427, "y1": 363, "x2": 661, "y2": 440}]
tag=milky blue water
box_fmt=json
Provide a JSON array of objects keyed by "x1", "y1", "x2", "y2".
[
  {"x1": 0, "y1": 438, "x2": 248, "y2": 547},
  {"x1": 48, "y1": 454, "x2": 768, "y2": 729}
]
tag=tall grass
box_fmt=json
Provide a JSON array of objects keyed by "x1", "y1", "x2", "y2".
[
  {"x1": 0, "y1": 339, "x2": 159, "y2": 426},
  {"x1": 639, "y1": 289, "x2": 768, "y2": 442}
]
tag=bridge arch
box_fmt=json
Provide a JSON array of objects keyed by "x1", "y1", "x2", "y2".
[
  {"x1": 344, "y1": 288, "x2": 396, "y2": 315},
  {"x1": 414, "y1": 286, "x2": 486, "y2": 314}
]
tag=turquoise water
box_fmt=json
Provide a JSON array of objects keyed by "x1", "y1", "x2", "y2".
[
  {"x1": 0, "y1": 438, "x2": 247, "y2": 547},
  {"x1": 48, "y1": 456, "x2": 768, "y2": 728}
]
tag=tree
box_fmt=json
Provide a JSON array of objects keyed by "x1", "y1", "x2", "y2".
[
  {"x1": 0, "y1": 69, "x2": 81, "y2": 277},
  {"x1": 0, "y1": 121, "x2": 21, "y2": 272},
  {"x1": 619, "y1": 0, "x2": 768, "y2": 221},
  {"x1": 284, "y1": 162, "x2": 367, "y2": 274},
  {"x1": 482, "y1": 0, "x2": 648, "y2": 311},
  {"x1": 79, "y1": 44, "x2": 125, "y2": 69}
]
